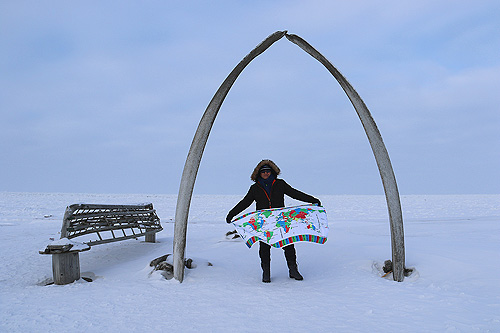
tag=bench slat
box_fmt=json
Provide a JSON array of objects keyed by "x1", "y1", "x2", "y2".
[
  {"x1": 86, "y1": 232, "x2": 153, "y2": 246},
  {"x1": 69, "y1": 203, "x2": 154, "y2": 209},
  {"x1": 71, "y1": 209, "x2": 156, "y2": 218}
]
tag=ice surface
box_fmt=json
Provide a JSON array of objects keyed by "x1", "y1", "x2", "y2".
[{"x1": 0, "y1": 192, "x2": 499, "y2": 332}]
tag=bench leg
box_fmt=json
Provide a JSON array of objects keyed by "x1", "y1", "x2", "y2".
[
  {"x1": 52, "y1": 252, "x2": 80, "y2": 285},
  {"x1": 145, "y1": 230, "x2": 156, "y2": 243}
]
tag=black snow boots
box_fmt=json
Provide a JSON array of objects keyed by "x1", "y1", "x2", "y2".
[
  {"x1": 259, "y1": 243, "x2": 304, "y2": 282},
  {"x1": 284, "y1": 245, "x2": 303, "y2": 280}
]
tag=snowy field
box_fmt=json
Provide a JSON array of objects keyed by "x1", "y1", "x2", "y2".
[{"x1": 0, "y1": 192, "x2": 499, "y2": 332}]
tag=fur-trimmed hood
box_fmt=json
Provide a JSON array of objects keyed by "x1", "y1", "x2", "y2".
[{"x1": 251, "y1": 159, "x2": 281, "y2": 182}]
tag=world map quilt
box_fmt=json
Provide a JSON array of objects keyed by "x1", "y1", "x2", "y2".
[{"x1": 231, "y1": 204, "x2": 329, "y2": 248}]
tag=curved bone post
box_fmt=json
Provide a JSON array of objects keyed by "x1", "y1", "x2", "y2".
[
  {"x1": 285, "y1": 33, "x2": 405, "y2": 282},
  {"x1": 173, "y1": 31, "x2": 287, "y2": 282}
]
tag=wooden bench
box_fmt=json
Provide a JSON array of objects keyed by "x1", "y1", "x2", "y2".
[{"x1": 40, "y1": 203, "x2": 163, "y2": 285}]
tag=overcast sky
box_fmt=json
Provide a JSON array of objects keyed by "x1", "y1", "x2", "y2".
[{"x1": 1, "y1": 1, "x2": 499, "y2": 196}]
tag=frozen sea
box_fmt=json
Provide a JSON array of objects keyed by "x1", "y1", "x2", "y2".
[{"x1": 0, "y1": 192, "x2": 499, "y2": 332}]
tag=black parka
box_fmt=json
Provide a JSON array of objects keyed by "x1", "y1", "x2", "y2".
[{"x1": 227, "y1": 178, "x2": 320, "y2": 221}]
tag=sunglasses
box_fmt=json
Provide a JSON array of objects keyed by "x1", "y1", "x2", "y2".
[{"x1": 260, "y1": 170, "x2": 272, "y2": 174}]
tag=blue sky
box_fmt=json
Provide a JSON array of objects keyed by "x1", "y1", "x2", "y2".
[{"x1": 1, "y1": 1, "x2": 499, "y2": 195}]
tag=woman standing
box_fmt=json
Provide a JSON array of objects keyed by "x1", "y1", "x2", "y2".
[{"x1": 226, "y1": 159, "x2": 321, "y2": 283}]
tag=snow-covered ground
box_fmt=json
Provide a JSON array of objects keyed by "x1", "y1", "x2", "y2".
[{"x1": 1, "y1": 192, "x2": 499, "y2": 332}]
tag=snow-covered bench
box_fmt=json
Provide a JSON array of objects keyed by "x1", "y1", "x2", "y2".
[{"x1": 40, "y1": 203, "x2": 163, "y2": 285}]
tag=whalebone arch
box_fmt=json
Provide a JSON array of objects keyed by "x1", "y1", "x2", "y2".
[{"x1": 173, "y1": 31, "x2": 406, "y2": 282}]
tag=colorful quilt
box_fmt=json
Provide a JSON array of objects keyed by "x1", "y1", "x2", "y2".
[{"x1": 231, "y1": 204, "x2": 329, "y2": 248}]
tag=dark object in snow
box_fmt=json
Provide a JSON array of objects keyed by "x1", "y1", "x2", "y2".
[
  {"x1": 150, "y1": 254, "x2": 212, "y2": 279},
  {"x1": 185, "y1": 258, "x2": 193, "y2": 269},
  {"x1": 150, "y1": 254, "x2": 171, "y2": 267},
  {"x1": 225, "y1": 230, "x2": 240, "y2": 239},
  {"x1": 383, "y1": 260, "x2": 393, "y2": 273},
  {"x1": 40, "y1": 203, "x2": 163, "y2": 285},
  {"x1": 382, "y1": 259, "x2": 414, "y2": 277}
]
